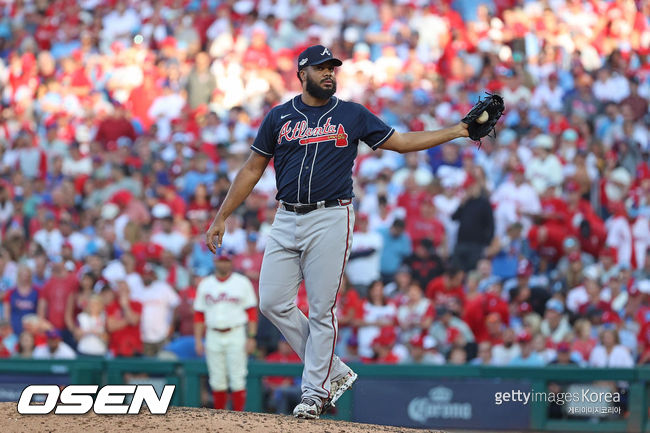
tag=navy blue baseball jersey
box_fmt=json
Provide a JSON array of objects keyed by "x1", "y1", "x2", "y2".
[{"x1": 251, "y1": 95, "x2": 394, "y2": 204}]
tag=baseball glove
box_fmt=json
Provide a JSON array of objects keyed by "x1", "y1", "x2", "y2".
[{"x1": 462, "y1": 93, "x2": 505, "y2": 147}]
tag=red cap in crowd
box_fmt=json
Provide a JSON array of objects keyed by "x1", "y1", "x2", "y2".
[
  {"x1": 568, "y1": 251, "x2": 581, "y2": 263},
  {"x1": 600, "y1": 247, "x2": 617, "y2": 262},
  {"x1": 601, "y1": 311, "x2": 621, "y2": 325},
  {"x1": 517, "y1": 331, "x2": 532, "y2": 344},
  {"x1": 373, "y1": 327, "x2": 397, "y2": 346}
]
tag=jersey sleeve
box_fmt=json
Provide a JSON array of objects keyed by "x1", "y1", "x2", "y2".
[
  {"x1": 357, "y1": 104, "x2": 395, "y2": 150},
  {"x1": 193, "y1": 280, "x2": 207, "y2": 313},
  {"x1": 240, "y1": 275, "x2": 257, "y2": 310},
  {"x1": 250, "y1": 110, "x2": 276, "y2": 157}
]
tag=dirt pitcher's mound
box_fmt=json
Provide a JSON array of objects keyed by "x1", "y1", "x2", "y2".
[{"x1": 1, "y1": 403, "x2": 445, "y2": 433}]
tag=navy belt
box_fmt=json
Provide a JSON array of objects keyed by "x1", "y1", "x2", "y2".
[{"x1": 282, "y1": 199, "x2": 351, "y2": 215}]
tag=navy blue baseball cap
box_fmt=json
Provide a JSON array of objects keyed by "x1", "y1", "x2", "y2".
[{"x1": 297, "y1": 45, "x2": 342, "y2": 71}]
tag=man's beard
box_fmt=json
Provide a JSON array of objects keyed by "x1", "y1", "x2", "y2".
[{"x1": 305, "y1": 74, "x2": 336, "y2": 100}]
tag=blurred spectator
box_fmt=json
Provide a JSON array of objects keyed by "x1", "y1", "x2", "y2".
[
  {"x1": 470, "y1": 341, "x2": 493, "y2": 365},
  {"x1": 447, "y1": 346, "x2": 468, "y2": 365},
  {"x1": 74, "y1": 294, "x2": 107, "y2": 357},
  {"x1": 396, "y1": 282, "x2": 433, "y2": 344},
  {"x1": 186, "y1": 52, "x2": 217, "y2": 110},
  {"x1": 549, "y1": 342, "x2": 580, "y2": 366},
  {"x1": 509, "y1": 331, "x2": 545, "y2": 366},
  {"x1": 0, "y1": 320, "x2": 16, "y2": 357},
  {"x1": 526, "y1": 135, "x2": 564, "y2": 195},
  {"x1": 158, "y1": 250, "x2": 191, "y2": 291},
  {"x1": 402, "y1": 335, "x2": 445, "y2": 365},
  {"x1": 151, "y1": 206, "x2": 188, "y2": 257},
  {"x1": 37, "y1": 259, "x2": 78, "y2": 345},
  {"x1": 540, "y1": 298, "x2": 571, "y2": 343},
  {"x1": 404, "y1": 239, "x2": 444, "y2": 289},
  {"x1": 463, "y1": 279, "x2": 509, "y2": 343},
  {"x1": 532, "y1": 333, "x2": 556, "y2": 364},
  {"x1": 95, "y1": 103, "x2": 137, "y2": 149},
  {"x1": 346, "y1": 213, "x2": 383, "y2": 294},
  {"x1": 33, "y1": 329, "x2": 76, "y2": 360},
  {"x1": 571, "y1": 319, "x2": 598, "y2": 363},
  {"x1": 451, "y1": 175, "x2": 494, "y2": 271},
  {"x1": 589, "y1": 329, "x2": 634, "y2": 368},
  {"x1": 64, "y1": 271, "x2": 97, "y2": 342},
  {"x1": 334, "y1": 275, "x2": 361, "y2": 360},
  {"x1": 233, "y1": 232, "x2": 264, "y2": 292},
  {"x1": 509, "y1": 259, "x2": 551, "y2": 317},
  {"x1": 383, "y1": 265, "x2": 412, "y2": 301},
  {"x1": 368, "y1": 327, "x2": 402, "y2": 364},
  {"x1": 15, "y1": 331, "x2": 35, "y2": 359},
  {"x1": 429, "y1": 305, "x2": 475, "y2": 355},
  {"x1": 486, "y1": 222, "x2": 531, "y2": 279},
  {"x1": 491, "y1": 163, "x2": 541, "y2": 238},
  {"x1": 492, "y1": 328, "x2": 521, "y2": 366},
  {"x1": 174, "y1": 282, "x2": 198, "y2": 338},
  {"x1": 405, "y1": 199, "x2": 446, "y2": 253},
  {"x1": 3, "y1": 264, "x2": 38, "y2": 335},
  {"x1": 621, "y1": 77, "x2": 648, "y2": 122},
  {"x1": 378, "y1": 219, "x2": 411, "y2": 283},
  {"x1": 356, "y1": 281, "x2": 396, "y2": 360},
  {"x1": 104, "y1": 282, "x2": 143, "y2": 358},
  {"x1": 425, "y1": 266, "x2": 465, "y2": 306},
  {"x1": 0, "y1": 248, "x2": 18, "y2": 298},
  {"x1": 132, "y1": 263, "x2": 180, "y2": 357}
]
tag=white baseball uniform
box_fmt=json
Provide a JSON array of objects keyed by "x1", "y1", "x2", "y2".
[{"x1": 194, "y1": 272, "x2": 257, "y2": 392}]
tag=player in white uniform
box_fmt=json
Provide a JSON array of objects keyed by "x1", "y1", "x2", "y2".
[{"x1": 194, "y1": 249, "x2": 258, "y2": 411}]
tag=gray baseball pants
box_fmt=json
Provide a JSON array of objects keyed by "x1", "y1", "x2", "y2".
[{"x1": 259, "y1": 203, "x2": 354, "y2": 402}]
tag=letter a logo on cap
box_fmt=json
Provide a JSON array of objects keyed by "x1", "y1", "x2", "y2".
[
  {"x1": 321, "y1": 47, "x2": 330, "y2": 56},
  {"x1": 299, "y1": 58, "x2": 308, "y2": 66}
]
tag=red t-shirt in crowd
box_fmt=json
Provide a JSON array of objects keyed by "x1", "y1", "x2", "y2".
[
  {"x1": 462, "y1": 293, "x2": 509, "y2": 343},
  {"x1": 527, "y1": 223, "x2": 568, "y2": 264},
  {"x1": 105, "y1": 299, "x2": 143, "y2": 357},
  {"x1": 336, "y1": 289, "x2": 361, "y2": 323},
  {"x1": 95, "y1": 116, "x2": 136, "y2": 146},
  {"x1": 40, "y1": 274, "x2": 78, "y2": 330},
  {"x1": 406, "y1": 215, "x2": 445, "y2": 249},
  {"x1": 426, "y1": 276, "x2": 465, "y2": 306},
  {"x1": 396, "y1": 190, "x2": 429, "y2": 220}
]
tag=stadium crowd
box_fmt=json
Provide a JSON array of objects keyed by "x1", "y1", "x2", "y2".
[{"x1": 0, "y1": 0, "x2": 649, "y2": 379}]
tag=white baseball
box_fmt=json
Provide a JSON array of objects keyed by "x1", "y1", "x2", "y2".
[{"x1": 477, "y1": 111, "x2": 489, "y2": 124}]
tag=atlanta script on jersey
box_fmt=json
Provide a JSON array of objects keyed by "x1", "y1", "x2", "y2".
[{"x1": 251, "y1": 96, "x2": 394, "y2": 204}]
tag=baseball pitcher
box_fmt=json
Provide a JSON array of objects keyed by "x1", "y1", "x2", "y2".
[{"x1": 206, "y1": 44, "x2": 488, "y2": 419}]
